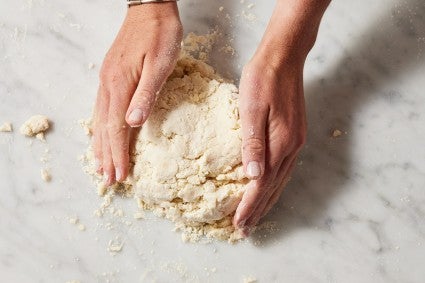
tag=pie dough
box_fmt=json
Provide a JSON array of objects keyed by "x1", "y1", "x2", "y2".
[{"x1": 85, "y1": 39, "x2": 247, "y2": 242}]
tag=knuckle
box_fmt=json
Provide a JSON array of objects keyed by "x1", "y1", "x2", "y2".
[
  {"x1": 243, "y1": 137, "x2": 265, "y2": 155},
  {"x1": 100, "y1": 63, "x2": 127, "y2": 87},
  {"x1": 242, "y1": 101, "x2": 267, "y2": 114},
  {"x1": 107, "y1": 122, "x2": 128, "y2": 136},
  {"x1": 135, "y1": 88, "x2": 157, "y2": 107}
]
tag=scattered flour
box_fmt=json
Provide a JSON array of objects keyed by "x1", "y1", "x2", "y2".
[
  {"x1": 20, "y1": 115, "x2": 50, "y2": 137},
  {"x1": 0, "y1": 122, "x2": 13, "y2": 132},
  {"x1": 83, "y1": 34, "x2": 248, "y2": 243}
]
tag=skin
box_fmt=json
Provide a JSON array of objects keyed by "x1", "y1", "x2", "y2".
[
  {"x1": 93, "y1": 2, "x2": 182, "y2": 184},
  {"x1": 233, "y1": 0, "x2": 331, "y2": 236},
  {"x1": 93, "y1": 0, "x2": 330, "y2": 237}
]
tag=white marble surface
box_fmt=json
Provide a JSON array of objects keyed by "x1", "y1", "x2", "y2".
[{"x1": 1, "y1": 0, "x2": 425, "y2": 282}]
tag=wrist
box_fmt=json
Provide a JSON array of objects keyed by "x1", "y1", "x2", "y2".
[
  {"x1": 127, "y1": 1, "x2": 180, "y2": 21},
  {"x1": 254, "y1": 0, "x2": 329, "y2": 71}
]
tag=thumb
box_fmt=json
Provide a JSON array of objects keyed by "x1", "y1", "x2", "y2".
[
  {"x1": 239, "y1": 97, "x2": 268, "y2": 180},
  {"x1": 126, "y1": 60, "x2": 172, "y2": 127}
]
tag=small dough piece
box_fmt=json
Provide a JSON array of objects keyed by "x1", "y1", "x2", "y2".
[
  {"x1": 332, "y1": 129, "x2": 342, "y2": 138},
  {"x1": 20, "y1": 115, "x2": 50, "y2": 137},
  {"x1": 243, "y1": 276, "x2": 257, "y2": 283},
  {"x1": 0, "y1": 122, "x2": 13, "y2": 132},
  {"x1": 41, "y1": 169, "x2": 52, "y2": 182}
]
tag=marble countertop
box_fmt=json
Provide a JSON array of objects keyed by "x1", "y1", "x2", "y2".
[{"x1": 1, "y1": 0, "x2": 425, "y2": 282}]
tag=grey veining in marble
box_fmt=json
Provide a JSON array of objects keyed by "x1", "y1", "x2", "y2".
[{"x1": 1, "y1": 0, "x2": 425, "y2": 282}]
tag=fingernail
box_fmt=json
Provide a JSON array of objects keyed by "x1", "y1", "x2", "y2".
[
  {"x1": 247, "y1": 161, "x2": 261, "y2": 179},
  {"x1": 115, "y1": 167, "x2": 122, "y2": 182},
  {"x1": 128, "y1": 109, "x2": 144, "y2": 126}
]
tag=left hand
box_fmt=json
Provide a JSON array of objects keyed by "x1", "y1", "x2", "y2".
[{"x1": 233, "y1": 55, "x2": 307, "y2": 236}]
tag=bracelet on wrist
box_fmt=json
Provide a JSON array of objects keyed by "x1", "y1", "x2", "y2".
[{"x1": 127, "y1": 0, "x2": 179, "y2": 7}]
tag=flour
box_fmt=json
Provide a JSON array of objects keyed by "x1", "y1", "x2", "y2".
[
  {"x1": 20, "y1": 115, "x2": 50, "y2": 137},
  {"x1": 84, "y1": 35, "x2": 247, "y2": 242}
]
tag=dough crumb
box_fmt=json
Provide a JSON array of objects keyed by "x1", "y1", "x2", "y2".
[
  {"x1": 36, "y1": 132, "x2": 45, "y2": 141},
  {"x1": 0, "y1": 122, "x2": 13, "y2": 132},
  {"x1": 69, "y1": 217, "x2": 79, "y2": 224},
  {"x1": 241, "y1": 10, "x2": 257, "y2": 22},
  {"x1": 79, "y1": 118, "x2": 92, "y2": 136},
  {"x1": 88, "y1": 62, "x2": 95, "y2": 69},
  {"x1": 97, "y1": 182, "x2": 108, "y2": 196},
  {"x1": 133, "y1": 212, "x2": 144, "y2": 220},
  {"x1": 108, "y1": 238, "x2": 124, "y2": 254},
  {"x1": 41, "y1": 169, "x2": 52, "y2": 182},
  {"x1": 247, "y1": 3, "x2": 255, "y2": 9},
  {"x1": 243, "y1": 276, "x2": 257, "y2": 283},
  {"x1": 332, "y1": 129, "x2": 343, "y2": 138},
  {"x1": 220, "y1": 44, "x2": 236, "y2": 56},
  {"x1": 219, "y1": 6, "x2": 224, "y2": 12},
  {"x1": 78, "y1": 224, "x2": 86, "y2": 231},
  {"x1": 20, "y1": 115, "x2": 50, "y2": 137}
]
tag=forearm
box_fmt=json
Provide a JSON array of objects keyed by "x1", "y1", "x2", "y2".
[{"x1": 256, "y1": 0, "x2": 331, "y2": 68}]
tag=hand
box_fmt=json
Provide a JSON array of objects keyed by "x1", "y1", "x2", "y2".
[
  {"x1": 232, "y1": 0, "x2": 330, "y2": 237},
  {"x1": 233, "y1": 56, "x2": 307, "y2": 236},
  {"x1": 92, "y1": 3, "x2": 183, "y2": 185}
]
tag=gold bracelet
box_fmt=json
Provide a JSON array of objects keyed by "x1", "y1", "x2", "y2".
[{"x1": 127, "y1": 0, "x2": 179, "y2": 7}]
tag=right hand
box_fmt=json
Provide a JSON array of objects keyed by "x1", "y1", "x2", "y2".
[{"x1": 92, "y1": 3, "x2": 183, "y2": 185}]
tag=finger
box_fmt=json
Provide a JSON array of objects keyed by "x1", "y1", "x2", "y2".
[
  {"x1": 233, "y1": 135, "x2": 283, "y2": 229},
  {"x1": 92, "y1": 132, "x2": 103, "y2": 174},
  {"x1": 102, "y1": 127, "x2": 115, "y2": 186},
  {"x1": 108, "y1": 87, "x2": 131, "y2": 182},
  {"x1": 260, "y1": 158, "x2": 297, "y2": 219},
  {"x1": 243, "y1": 155, "x2": 294, "y2": 230},
  {"x1": 125, "y1": 56, "x2": 173, "y2": 127},
  {"x1": 239, "y1": 76, "x2": 269, "y2": 180},
  {"x1": 92, "y1": 86, "x2": 108, "y2": 173}
]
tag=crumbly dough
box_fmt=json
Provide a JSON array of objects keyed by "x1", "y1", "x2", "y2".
[
  {"x1": 20, "y1": 115, "x2": 50, "y2": 137},
  {"x1": 84, "y1": 35, "x2": 247, "y2": 242},
  {"x1": 134, "y1": 53, "x2": 247, "y2": 241}
]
